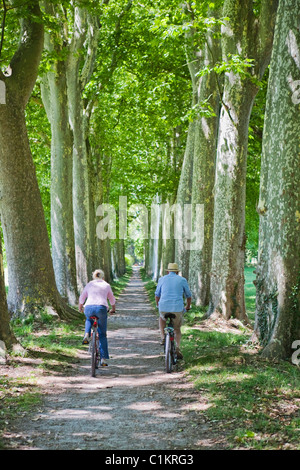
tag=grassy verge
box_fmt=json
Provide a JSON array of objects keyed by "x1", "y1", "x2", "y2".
[
  {"x1": 140, "y1": 267, "x2": 300, "y2": 450},
  {"x1": 0, "y1": 267, "x2": 132, "y2": 449}
]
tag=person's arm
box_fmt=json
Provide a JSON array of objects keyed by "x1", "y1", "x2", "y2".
[
  {"x1": 183, "y1": 278, "x2": 192, "y2": 310},
  {"x1": 155, "y1": 279, "x2": 162, "y2": 307},
  {"x1": 108, "y1": 286, "x2": 116, "y2": 314},
  {"x1": 78, "y1": 286, "x2": 88, "y2": 312}
]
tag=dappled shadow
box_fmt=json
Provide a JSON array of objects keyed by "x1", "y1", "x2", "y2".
[{"x1": 2, "y1": 267, "x2": 226, "y2": 450}]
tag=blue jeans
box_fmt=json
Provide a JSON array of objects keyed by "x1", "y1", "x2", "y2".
[{"x1": 84, "y1": 305, "x2": 109, "y2": 359}]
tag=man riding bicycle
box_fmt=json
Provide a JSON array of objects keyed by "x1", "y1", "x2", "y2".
[{"x1": 155, "y1": 262, "x2": 192, "y2": 359}]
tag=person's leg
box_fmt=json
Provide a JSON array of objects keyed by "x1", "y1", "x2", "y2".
[
  {"x1": 173, "y1": 312, "x2": 183, "y2": 358},
  {"x1": 97, "y1": 307, "x2": 109, "y2": 360},
  {"x1": 159, "y1": 315, "x2": 166, "y2": 343},
  {"x1": 82, "y1": 306, "x2": 94, "y2": 343},
  {"x1": 174, "y1": 327, "x2": 182, "y2": 348}
]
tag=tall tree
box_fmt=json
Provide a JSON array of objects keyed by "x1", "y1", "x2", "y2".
[
  {"x1": 208, "y1": 0, "x2": 278, "y2": 322},
  {"x1": 41, "y1": 2, "x2": 78, "y2": 305},
  {"x1": 188, "y1": 5, "x2": 222, "y2": 306},
  {"x1": 66, "y1": 5, "x2": 100, "y2": 291},
  {"x1": 0, "y1": 1, "x2": 78, "y2": 319},
  {"x1": 0, "y1": 239, "x2": 17, "y2": 352},
  {"x1": 255, "y1": 0, "x2": 300, "y2": 359}
]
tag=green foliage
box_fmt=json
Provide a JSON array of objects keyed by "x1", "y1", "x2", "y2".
[
  {"x1": 0, "y1": 1, "x2": 20, "y2": 68},
  {"x1": 87, "y1": 0, "x2": 192, "y2": 210},
  {"x1": 182, "y1": 326, "x2": 300, "y2": 449},
  {"x1": 25, "y1": 85, "x2": 51, "y2": 239},
  {"x1": 125, "y1": 253, "x2": 135, "y2": 266},
  {"x1": 244, "y1": 266, "x2": 256, "y2": 321},
  {"x1": 197, "y1": 54, "x2": 255, "y2": 78}
]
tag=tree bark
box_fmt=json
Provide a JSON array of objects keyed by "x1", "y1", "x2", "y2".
[
  {"x1": 175, "y1": 119, "x2": 195, "y2": 279},
  {"x1": 0, "y1": 240, "x2": 17, "y2": 352},
  {"x1": 0, "y1": 1, "x2": 79, "y2": 320},
  {"x1": 188, "y1": 20, "x2": 221, "y2": 307},
  {"x1": 208, "y1": 0, "x2": 278, "y2": 323},
  {"x1": 66, "y1": 7, "x2": 100, "y2": 291},
  {"x1": 41, "y1": 4, "x2": 78, "y2": 305},
  {"x1": 255, "y1": 0, "x2": 300, "y2": 359},
  {"x1": 176, "y1": 6, "x2": 219, "y2": 284}
]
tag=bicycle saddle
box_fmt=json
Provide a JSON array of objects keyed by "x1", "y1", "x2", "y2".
[{"x1": 164, "y1": 313, "x2": 176, "y2": 319}]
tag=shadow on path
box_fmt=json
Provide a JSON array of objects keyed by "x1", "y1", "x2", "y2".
[{"x1": 3, "y1": 267, "x2": 226, "y2": 450}]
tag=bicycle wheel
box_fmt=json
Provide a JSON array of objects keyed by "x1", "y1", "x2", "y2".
[
  {"x1": 91, "y1": 331, "x2": 97, "y2": 377},
  {"x1": 165, "y1": 334, "x2": 173, "y2": 373},
  {"x1": 171, "y1": 341, "x2": 177, "y2": 365},
  {"x1": 96, "y1": 337, "x2": 101, "y2": 369}
]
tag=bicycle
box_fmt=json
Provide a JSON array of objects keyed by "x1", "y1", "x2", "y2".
[
  {"x1": 88, "y1": 316, "x2": 101, "y2": 377},
  {"x1": 163, "y1": 313, "x2": 177, "y2": 373}
]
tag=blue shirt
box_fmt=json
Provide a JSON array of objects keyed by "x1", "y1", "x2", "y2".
[{"x1": 155, "y1": 272, "x2": 192, "y2": 312}]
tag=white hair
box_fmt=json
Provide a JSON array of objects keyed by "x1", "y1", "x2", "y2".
[{"x1": 92, "y1": 269, "x2": 105, "y2": 280}]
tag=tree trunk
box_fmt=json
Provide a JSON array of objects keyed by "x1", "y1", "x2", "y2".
[
  {"x1": 41, "y1": 7, "x2": 78, "y2": 305},
  {"x1": 161, "y1": 129, "x2": 183, "y2": 274},
  {"x1": 255, "y1": 0, "x2": 300, "y2": 359},
  {"x1": 175, "y1": 120, "x2": 195, "y2": 279},
  {"x1": 161, "y1": 196, "x2": 176, "y2": 274},
  {"x1": 66, "y1": 7, "x2": 100, "y2": 291},
  {"x1": 176, "y1": 6, "x2": 216, "y2": 282},
  {"x1": 0, "y1": 240, "x2": 17, "y2": 352},
  {"x1": 188, "y1": 23, "x2": 221, "y2": 307},
  {"x1": 0, "y1": 1, "x2": 79, "y2": 320},
  {"x1": 208, "y1": 0, "x2": 278, "y2": 323}
]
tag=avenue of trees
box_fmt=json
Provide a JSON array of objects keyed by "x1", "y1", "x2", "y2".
[{"x1": 0, "y1": 0, "x2": 299, "y2": 362}]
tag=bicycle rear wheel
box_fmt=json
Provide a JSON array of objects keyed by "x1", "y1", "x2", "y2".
[
  {"x1": 91, "y1": 331, "x2": 97, "y2": 377},
  {"x1": 165, "y1": 334, "x2": 173, "y2": 373}
]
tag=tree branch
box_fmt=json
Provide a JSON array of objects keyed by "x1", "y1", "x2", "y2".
[
  {"x1": 109, "y1": 0, "x2": 133, "y2": 73},
  {"x1": 257, "y1": 0, "x2": 279, "y2": 78},
  {"x1": 0, "y1": 0, "x2": 7, "y2": 59},
  {"x1": 7, "y1": 0, "x2": 44, "y2": 106},
  {"x1": 80, "y1": 13, "x2": 100, "y2": 90}
]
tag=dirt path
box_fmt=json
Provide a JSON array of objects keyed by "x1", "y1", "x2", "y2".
[{"x1": 2, "y1": 267, "x2": 225, "y2": 450}]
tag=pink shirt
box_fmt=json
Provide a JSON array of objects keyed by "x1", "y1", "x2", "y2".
[{"x1": 79, "y1": 280, "x2": 116, "y2": 308}]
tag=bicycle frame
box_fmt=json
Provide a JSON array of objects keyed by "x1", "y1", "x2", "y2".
[
  {"x1": 164, "y1": 313, "x2": 177, "y2": 373},
  {"x1": 89, "y1": 316, "x2": 101, "y2": 377}
]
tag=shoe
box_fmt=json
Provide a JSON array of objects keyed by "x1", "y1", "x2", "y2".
[
  {"x1": 82, "y1": 334, "x2": 90, "y2": 345},
  {"x1": 101, "y1": 359, "x2": 108, "y2": 367},
  {"x1": 176, "y1": 349, "x2": 183, "y2": 360}
]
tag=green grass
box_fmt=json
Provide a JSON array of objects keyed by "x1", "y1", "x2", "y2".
[
  {"x1": 140, "y1": 267, "x2": 300, "y2": 450},
  {"x1": 0, "y1": 267, "x2": 133, "y2": 448},
  {"x1": 244, "y1": 266, "x2": 256, "y2": 322},
  {"x1": 0, "y1": 375, "x2": 42, "y2": 449},
  {"x1": 181, "y1": 327, "x2": 299, "y2": 449},
  {"x1": 1, "y1": 266, "x2": 299, "y2": 450}
]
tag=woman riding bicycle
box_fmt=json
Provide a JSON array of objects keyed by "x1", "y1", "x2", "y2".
[{"x1": 79, "y1": 269, "x2": 116, "y2": 367}]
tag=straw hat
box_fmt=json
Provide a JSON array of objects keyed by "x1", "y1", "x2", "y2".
[{"x1": 166, "y1": 263, "x2": 180, "y2": 272}]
